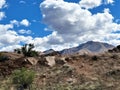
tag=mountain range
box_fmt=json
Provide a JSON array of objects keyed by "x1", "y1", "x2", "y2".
[{"x1": 43, "y1": 41, "x2": 114, "y2": 55}]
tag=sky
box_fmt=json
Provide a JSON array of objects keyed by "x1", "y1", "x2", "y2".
[{"x1": 0, "y1": 0, "x2": 120, "y2": 51}]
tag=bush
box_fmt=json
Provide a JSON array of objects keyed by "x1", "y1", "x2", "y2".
[
  {"x1": 28, "y1": 50, "x2": 39, "y2": 57},
  {"x1": 12, "y1": 68, "x2": 35, "y2": 89},
  {"x1": 14, "y1": 43, "x2": 38, "y2": 57},
  {"x1": 117, "y1": 45, "x2": 120, "y2": 50},
  {"x1": 14, "y1": 48, "x2": 21, "y2": 54},
  {"x1": 91, "y1": 55, "x2": 99, "y2": 61},
  {"x1": 0, "y1": 53, "x2": 9, "y2": 62}
]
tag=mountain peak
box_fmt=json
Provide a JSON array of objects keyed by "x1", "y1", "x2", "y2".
[
  {"x1": 43, "y1": 49, "x2": 55, "y2": 54},
  {"x1": 61, "y1": 41, "x2": 114, "y2": 55}
]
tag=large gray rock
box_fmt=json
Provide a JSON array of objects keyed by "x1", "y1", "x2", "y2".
[
  {"x1": 45, "y1": 56, "x2": 56, "y2": 67},
  {"x1": 25, "y1": 57, "x2": 38, "y2": 65}
]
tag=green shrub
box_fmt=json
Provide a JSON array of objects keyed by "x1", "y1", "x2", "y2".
[
  {"x1": 14, "y1": 43, "x2": 38, "y2": 57},
  {"x1": 0, "y1": 53, "x2": 9, "y2": 62},
  {"x1": 12, "y1": 68, "x2": 35, "y2": 89}
]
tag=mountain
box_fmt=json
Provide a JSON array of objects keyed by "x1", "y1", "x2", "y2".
[
  {"x1": 60, "y1": 41, "x2": 114, "y2": 55},
  {"x1": 43, "y1": 49, "x2": 60, "y2": 56},
  {"x1": 43, "y1": 49, "x2": 55, "y2": 55}
]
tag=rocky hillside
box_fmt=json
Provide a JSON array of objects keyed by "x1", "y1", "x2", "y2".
[{"x1": 0, "y1": 47, "x2": 120, "y2": 90}]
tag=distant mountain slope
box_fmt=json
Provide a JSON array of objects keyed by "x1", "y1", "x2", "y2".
[
  {"x1": 43, "y1": 49, "x2": 60, "y2": 56},
  {"x1": 60, "y1": 41, "x2": 114, "y2": 55},
  {"x1": 43, "y1": 49, "x2": 55, "y2": 55}
]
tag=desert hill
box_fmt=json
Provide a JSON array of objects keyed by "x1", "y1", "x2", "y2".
[{"x1": 0, "y1": 43, "x2": 120, "y2": 90}]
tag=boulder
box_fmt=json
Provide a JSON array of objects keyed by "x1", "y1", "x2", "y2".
[
  {"x1": 25, "y1": 57, "x2": 38, "y2": 65},
  {"x1": 45, "y1": 56, "x2": 56, "y2": 67}
]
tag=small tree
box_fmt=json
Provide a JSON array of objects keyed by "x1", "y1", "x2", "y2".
[
  {"x1": 14, "y1": 48, "x2": 21, "y2": 54},
  {"x1": 14, "y1": 43, "x2": 38, "y2": 57},
  {"x1": 12, "y1": 68, "x2": 35, "y2": 90}
]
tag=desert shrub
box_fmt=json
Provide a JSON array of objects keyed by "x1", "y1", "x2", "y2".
[
  {"x1": 14, "y1": 43, "x2": 38, "y2": 57},
  {"x1": 29, "y1": 50, "x2": 39, "y2": 57},
  {"x1": 117, "y1": 45, "x2": 120, "y2": 50},
  {"x1": 0, "y1": 53, "x2": 9, "y2": 62},
  {"x1": 12, "y1": 68, "x2": 35, "y2": 90},
  {"x1": 14, "y1": 48, "x2": 21, "y2": 54},
  {"x1": 91, "y1": 55, "x2": 99, "y2": 61}
]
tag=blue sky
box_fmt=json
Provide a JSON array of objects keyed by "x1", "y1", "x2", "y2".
[
  {"x1": 1, "y1": 0, "x2": 51, "y2": 37},
  {"x1": 0, "y1": 0, "x2": 120, "y2": 51}
]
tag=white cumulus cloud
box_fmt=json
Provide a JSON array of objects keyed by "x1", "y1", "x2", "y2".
[
  {"x1": 0, "y1": 0, "x2": 119, "y2": 52},
  {"x1": 0, "y1": 12, "x2": 5, "y2": 20},
  {"x1": 19, "y1": 0, "x2": 26, "y2": 4},
  {"x1": 20, "y1": 19, "x2": 30, "y2": 27},
  {"x1": 10, "y1": 19, "x2": 31, "y2": 27},
  {"x1": 10, "y1": 20, "x2": 19, "y2": 26},
  {"x1": 79, "y1": 0, "x2": 102, "y2": 9},
  {"x1": 0, "y1": 23, "x2": 33, "y2": 51},
  {"x1": 18, "y1": 29, "x2": 32, "y2": 34},
  {"x1": 0, "y1": 0, "x2": 6, "y2": 9},
  {"x1": 39, "y1": 0, "x2": 120, "y2": 50},
  {"x1": 105, "y1": 0, "x2": 114, "y2": 4},
  {"x1": 0, "y1": 0, "x2": 6, "y2": 20},
  {"x1": 79, "y1": 0, "x2": 114, "y2": 9}
]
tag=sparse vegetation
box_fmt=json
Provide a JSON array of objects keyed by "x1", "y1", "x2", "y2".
[
  {"x1": 1, "y1": 44, "x2": 120, "y2": 90},
  {"x1": 14, "y1": 43, "x2": 38, "y2": 57},
  {"x1": 91, "y1": 55, "x2": 99, "y2": 61},
  {"x1": 12, "y1": 67, "x2": 35, "y2": 90},
  {"x1": 14, "y1": 48, "x2": 21, "y2": 54},
  {"x1": 0, "y1": 53, "x2": 9, "y2": 62}
]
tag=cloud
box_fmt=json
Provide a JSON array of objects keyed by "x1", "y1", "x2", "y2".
[
  {"x1": 0, "y1": 1, "x2": 32, "y2": 51},
  {"x1": 19, "y1": 0, "x2": 26, "y2": 4},
  {"x1": 0, "y1": 0, "x2": 6, "y2": 9},
  {"x1": 0, "y1": 19, "x2": 32, "y2": 51},
  {"x1": 39, "y1": 0, "x2": 120, "y2": 50},
  {"x1": 20, "y1": 19, "x2": 30, "y2": 27},
  {"x1": 0, "y1": 0, "x2": 119, "y2": 52},
  {"x1": 0, "y1": 45, "x2": 21, "y2": 51},
  {"x1": 105, "y1": 0, "x2": 114, "y2": 4},
  {"x1": 0, "y1": 12, "x2": 5, "y2": 20},
  {"x1": 10, "y1": 19, "x2": 30, "y2": 27},
  {"x1": 79, "y1": 0, "x2": 102, "y2": 9},
  {"x1": 0, "y1": 23, "x2": 33, "y2": 51},
  {"x1": 79, "y1": 0, "x2": 114, "y2": 9},
  {"x1": 0, "y1": 0, "x2": 6, "y2": 20},
  {"x1": 10, "y1": 20, "x2": 19, "y2": 26},
  {"x1": 18, "y1": 29, "x2": 32, "y2": 34}
]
